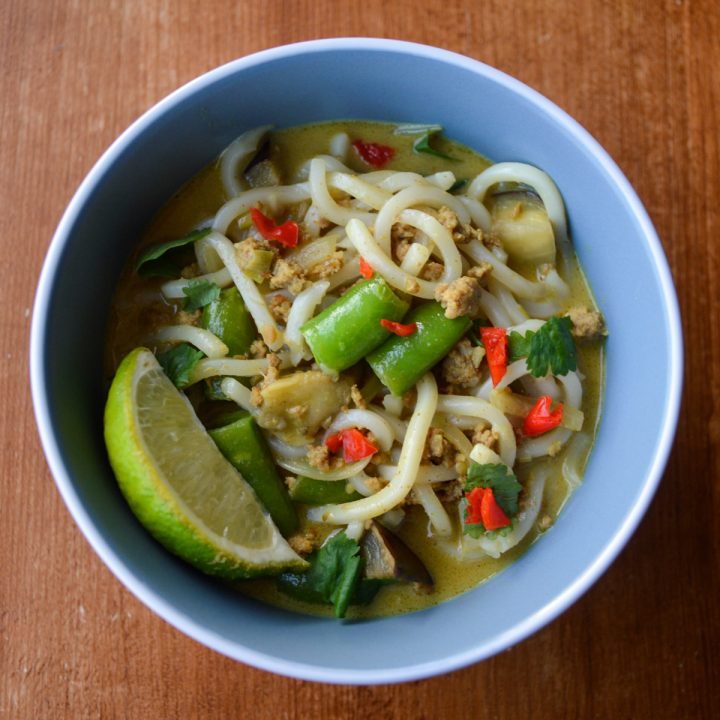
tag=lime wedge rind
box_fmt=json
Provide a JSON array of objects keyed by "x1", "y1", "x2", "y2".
[{"x1": 104, "y1": 348, "x2": 306, "y2": 580}]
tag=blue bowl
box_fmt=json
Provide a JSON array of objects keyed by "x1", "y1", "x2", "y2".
[{"x1": 30, "y1": 39, "x2": 683, "y2": 683}]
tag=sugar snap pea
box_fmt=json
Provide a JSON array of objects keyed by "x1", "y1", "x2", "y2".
[
  {"x1": 209, "y1": 412, "x2": 297, "y2": 536},
  {"x1": 367, "y1": 301, "x2": 471, "y2": 395},
  {"x1": 288, "y1": 476, "x2": 363, "y2": 505},
  {"x1": 301, "y1": 276, "x2": 409, "y2": 372},
  {"x1": 201, "y1": 287, "x2": 257, "y2": 356}
]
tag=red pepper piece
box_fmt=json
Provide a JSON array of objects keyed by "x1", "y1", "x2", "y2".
[
  {"x1": 352, "y1": 139, "x2": 396, "y2": 168},
  {"x1": 465, "y1": 487, "x2": 485, "y2": 525},
  {"x1": 480, "y1": 327, "x2": 508, "y2": 386},
  {"x1": 339, "y1": 428, "x2": 378, "y2": 463},
  {"x1": 250, "y1": 207, "x2": 299, "y2": 248},
  {"x1": 480, "y1": 488, "x2": 511, "y2": 530},
  {"x1": 522, "y1": 395, "x2": 564, "y2": 437},
  {"x1": 380, "y1": 319, "x2": 418, "y2": 337},
  {"x1": 359, "y1": 256, "x2": 374, "y2": 279},
  {"x1": 324, "y1": 432, "x2": 344, "y2": 453}
]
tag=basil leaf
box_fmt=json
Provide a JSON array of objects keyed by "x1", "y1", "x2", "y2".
[{"x1": 136, "y1": 228, "x2": 211, "y2": 278}]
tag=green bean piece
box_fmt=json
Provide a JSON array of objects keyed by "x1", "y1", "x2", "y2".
[
  {"x1": 201, "y1": 287, "x2": 257, "y2": 356},
  {"x1": 367, "y1": 301, "x2": 472, "y2": 395},
  {"x1": 288, "y1": 476, "x2": 363, "y2": 505},
  {"x1": 301, "y1": 276, "x2": 410, "y2": 372},
  {"x1": 208, "y1": 412, "x2": 298, "y2": 537}
]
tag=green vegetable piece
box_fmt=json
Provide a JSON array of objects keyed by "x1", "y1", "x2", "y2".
[
  {"x1": 277, "y1": 532, "x2": 363, "y2": 618},
  {"x1": 241, "y1": 248, "x2": 274, "y2": 282},
  {"x1": 448, "y1": 178, "x2": 468, "y2": 194},
  {"x1": 136, "y1": 228, "x2": 211, "y2": 278},
  {"x1": 412, "y1": 132, "x2": 457, "y2": 161},
  {"x1": 393, "y1": 123, "x2": 444, "y2": 136},
  {"x1": 367, "y1": 301, "x2": 471, "y2": 396},
  {"x1": 288, "y1": 476, "x2": 363, "y2": 505},
  {"x1": 301, "y1": 276, "x2": 410, "y2": 372},
  {"x1": 182, "y1": 279, "x2": 220, "y2": 311},
  {"x1": 201, "y1": 287, "x2": 257, "y2": 356},
  {"x1": 508, "y1": 316, "x2": 577, "y2": 377},
  {"x1": 157, "y1": 343, "x2": 204, "y2": 389},
  {"x1": 209, "y1": 413, "x2": 298, "y2": 537}
]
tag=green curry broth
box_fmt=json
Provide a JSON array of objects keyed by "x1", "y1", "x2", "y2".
[{"x1": 106, "y1": 121, "x2": 604, "y2": 618}]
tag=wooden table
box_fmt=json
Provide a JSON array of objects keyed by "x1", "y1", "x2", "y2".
[{"x1": 2, "y1": 1, "x2": 717, "y2": 717}]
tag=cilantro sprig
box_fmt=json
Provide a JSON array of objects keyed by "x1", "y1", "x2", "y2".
[
  {"x1": 508, "y1": 316, "x2": 577, "y2": 377},
  {"x1": 463, "y1": 462, "x2": 522, "y2": 539},
  {"x1": 157, "y1": 343, "x2": 204, "y2": 389},
  {"x1": 277, "y1": 533, "x2": 371, "y2": 618},
  {"x1": 182, "y1": 279, "x2": 220, "y2": 311}
]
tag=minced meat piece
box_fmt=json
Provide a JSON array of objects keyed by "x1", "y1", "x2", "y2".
[
  {"x1": 287, "y1": 528, "x2": 319, "y2": 556},
  {"x1": 308, "y1": 251, "x2": 344, "y2": 280},
  {"x1": 435, "y1": 480, "x2": 464, "y2": 503},
  {"x1": 270, "y1": 258, "x2": 309, "y2": 295},
  {"x1": 269, "y1": 294, "x2": 292, "y2": 324},
  {"x1": 466, "y1": 262, "x2": 492, "y2": 283},
  {"x1": 471, "y1": 424, "x2": 500, "y2": 451},
  {"x1": 250, "y1": 339, "x2": 268, "y2": 358},
  {"x1": 176, "y1": 309, "x2": 201, "y2": 326},
  {"x1": 350, "y1": 384, "x2": 367, "y2": 409},
  {"x1": 436, "y1": 206, "x2": 481, "y2": 244},
  {"x1": 261, "y1": 353, "x2": 281, "y2": 388},
  {"x1": 180, "y1": 262, "x2": 200, "y2": 279},
  {"x1": 440, "y1": 338, "x2": 485, "y2": 390},
  {"x1": 421, "y1": 261, "x2": 444, "y2": 280},
  {"x1": 391, "y1": 222, "x2": 417, "y2": 243},
  {"x1": 434, "y1": 276, "x2": 483, "y2": 319},
  {"x1": 565, "y1": 306, "x2": 607, "y2": 340},
  {"x1": 307, "y1": 444, "x2": 331, "y2": 471},
  {"x1": 422, "y1": 428, "x2": 456, "y2": 467}
]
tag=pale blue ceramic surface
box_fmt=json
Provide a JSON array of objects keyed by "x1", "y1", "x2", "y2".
[{"x1": 31, "y1": 39, "x2": 682, "y2": 684}]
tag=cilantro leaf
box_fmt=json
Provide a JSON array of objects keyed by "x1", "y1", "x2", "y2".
[
  {"x1": 466, "y1": 462, "x2": 522, "y2": 517},
  {"x1": 526, "y1": 316, "x2": 576, "y2": 377},
  {"x1": 136, "y1": 228, "x2": 211, "y2": 278},
  {"x1": 506, "y1": 317, "x2": 577, "y2": 377},
  {"x1": 157, "y1": 343, "x2": 204, "y2": 389},
  {"x1": 412, "y1": 132, "x2": 458, "y2": 161},
  {"x1": 182, "y1": 279, "x2": 220, "y2": 311},
  {"x1": 276, "y1": 533, "x2": 362, "y2": 618},
  {"x1": 507, "y1": 330, "x2": 533, "y2": 361}
]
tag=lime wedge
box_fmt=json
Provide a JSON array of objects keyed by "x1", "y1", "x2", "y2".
[{"x1": 104, "y1": 347, "x2": 306, "y2": 579}]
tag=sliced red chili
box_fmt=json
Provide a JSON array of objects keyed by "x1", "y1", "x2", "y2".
[
  {"x1": 465, "y1": 487, "x2": 486, "y2": 525},
  {"x1": 522, "y1": 395, "x2": 564, "y2": 437},
  {"x1": 359, "y1": 256, "x2": 374, "y2": 279},
  {"x1": 480, "y1": 327, "x2": 508, "y2": 386},
  {"x1": 324, "y1": 432, "x2": 344, "y2": 454},
  {"x1": 324, "y1": 428, "x2": 378, "y2": 463},
  {"x1": 250, "y1": 207, "x2": 299, "y2": 248},
  {"x1": 380, "y1": 319, "x2": 418, "y2": 337},
  {"x1": 480, "y1": 488, "x2": 511, "y2": 530},
  {"x1": 352, "y1": 139, "x2": 396, "y2": 168}
]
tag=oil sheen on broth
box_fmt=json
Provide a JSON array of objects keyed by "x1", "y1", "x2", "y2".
[{"x1": 107, "y1": 121, "x2": 604, "y2": 619}]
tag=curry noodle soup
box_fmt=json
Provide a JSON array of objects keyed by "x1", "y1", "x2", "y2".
[{"x1": 105, "y1": 121, "x2": 605, "y2": 619}]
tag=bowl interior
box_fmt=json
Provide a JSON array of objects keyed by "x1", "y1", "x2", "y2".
[{"x1": 32, "y1": 39, "x2": 681, "y2": 683}]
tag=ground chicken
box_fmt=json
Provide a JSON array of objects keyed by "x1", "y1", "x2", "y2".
[
  {"x1": 472, "y1": 425, "x2": 500, "y2": 452},
  {"x1": 250, "y1": 385, "x2": 264, "y2": 407},
  {"x1": 307, "y1": 250, "x2": 344, "y2": 280},
  {"x1": 565, "y1": 306, "x2": 607, "y2": 340},
  {"x1": 175, "y1": 309, "x2": 201, "y2": 326},
  {"x1": 435, "y1": 480, "x2": 464, "y2": 503},
  {"x1": 236, "y1": 236, "x2": 273, "y2": 266},
  {"x1": 250, "y1": 339, "x2": 268, "y2": 358},
  {"x1": 421, "y1": 261, "x2": 444, "y2": 280},
  {"x1": 466, "y1": 262, "x2": 493, "y2": 283},
  {"x1": 440, "y1": 338, "x2": 485, "y2": 390},
  {"x1": 436, "y1": 205, "x2": 482, "y2": 244},
  {"x1": 307, "y1": 444, "x2": 331, "y2": 471},
  {"x1": 269, "y1": 294, "x2": 292, "y2": 324},
  {"x1": 180, "y1": 262, "x2": 200, "y2": 279},
  {"x1": 260, "y1": 353, "x2": 281, "y2": 388},
  {"x1": 270, "y1": 258, "x2": 309, "y2": 295},
  {"x1": 287, "y1": 528, "x2": 319, "y2": 556},
  {"x1": 350, "y1": 384, "x2": 367, "y2": 409},
  {"x1": 391, "y1": 222, "x2": 417, "y2": 243},
  {"x1": 422, "y1": 428, "x2": 456, "y2": 467},
  {"x1": 434, "y1": 276, "x2": 483, "y2": 319}
]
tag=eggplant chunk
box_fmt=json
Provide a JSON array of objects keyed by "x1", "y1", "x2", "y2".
[{"x1": 361, "y1": 521, "x2": 434, "y2": 591}]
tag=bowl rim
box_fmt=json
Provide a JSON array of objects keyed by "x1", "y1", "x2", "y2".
[{"x1": 30, "y1": 37, "x2": 683, "y2": 684}]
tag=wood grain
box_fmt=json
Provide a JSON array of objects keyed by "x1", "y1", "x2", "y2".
[{"x1": 1, "y1": 0, "x2": 718, "y2": 717}]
